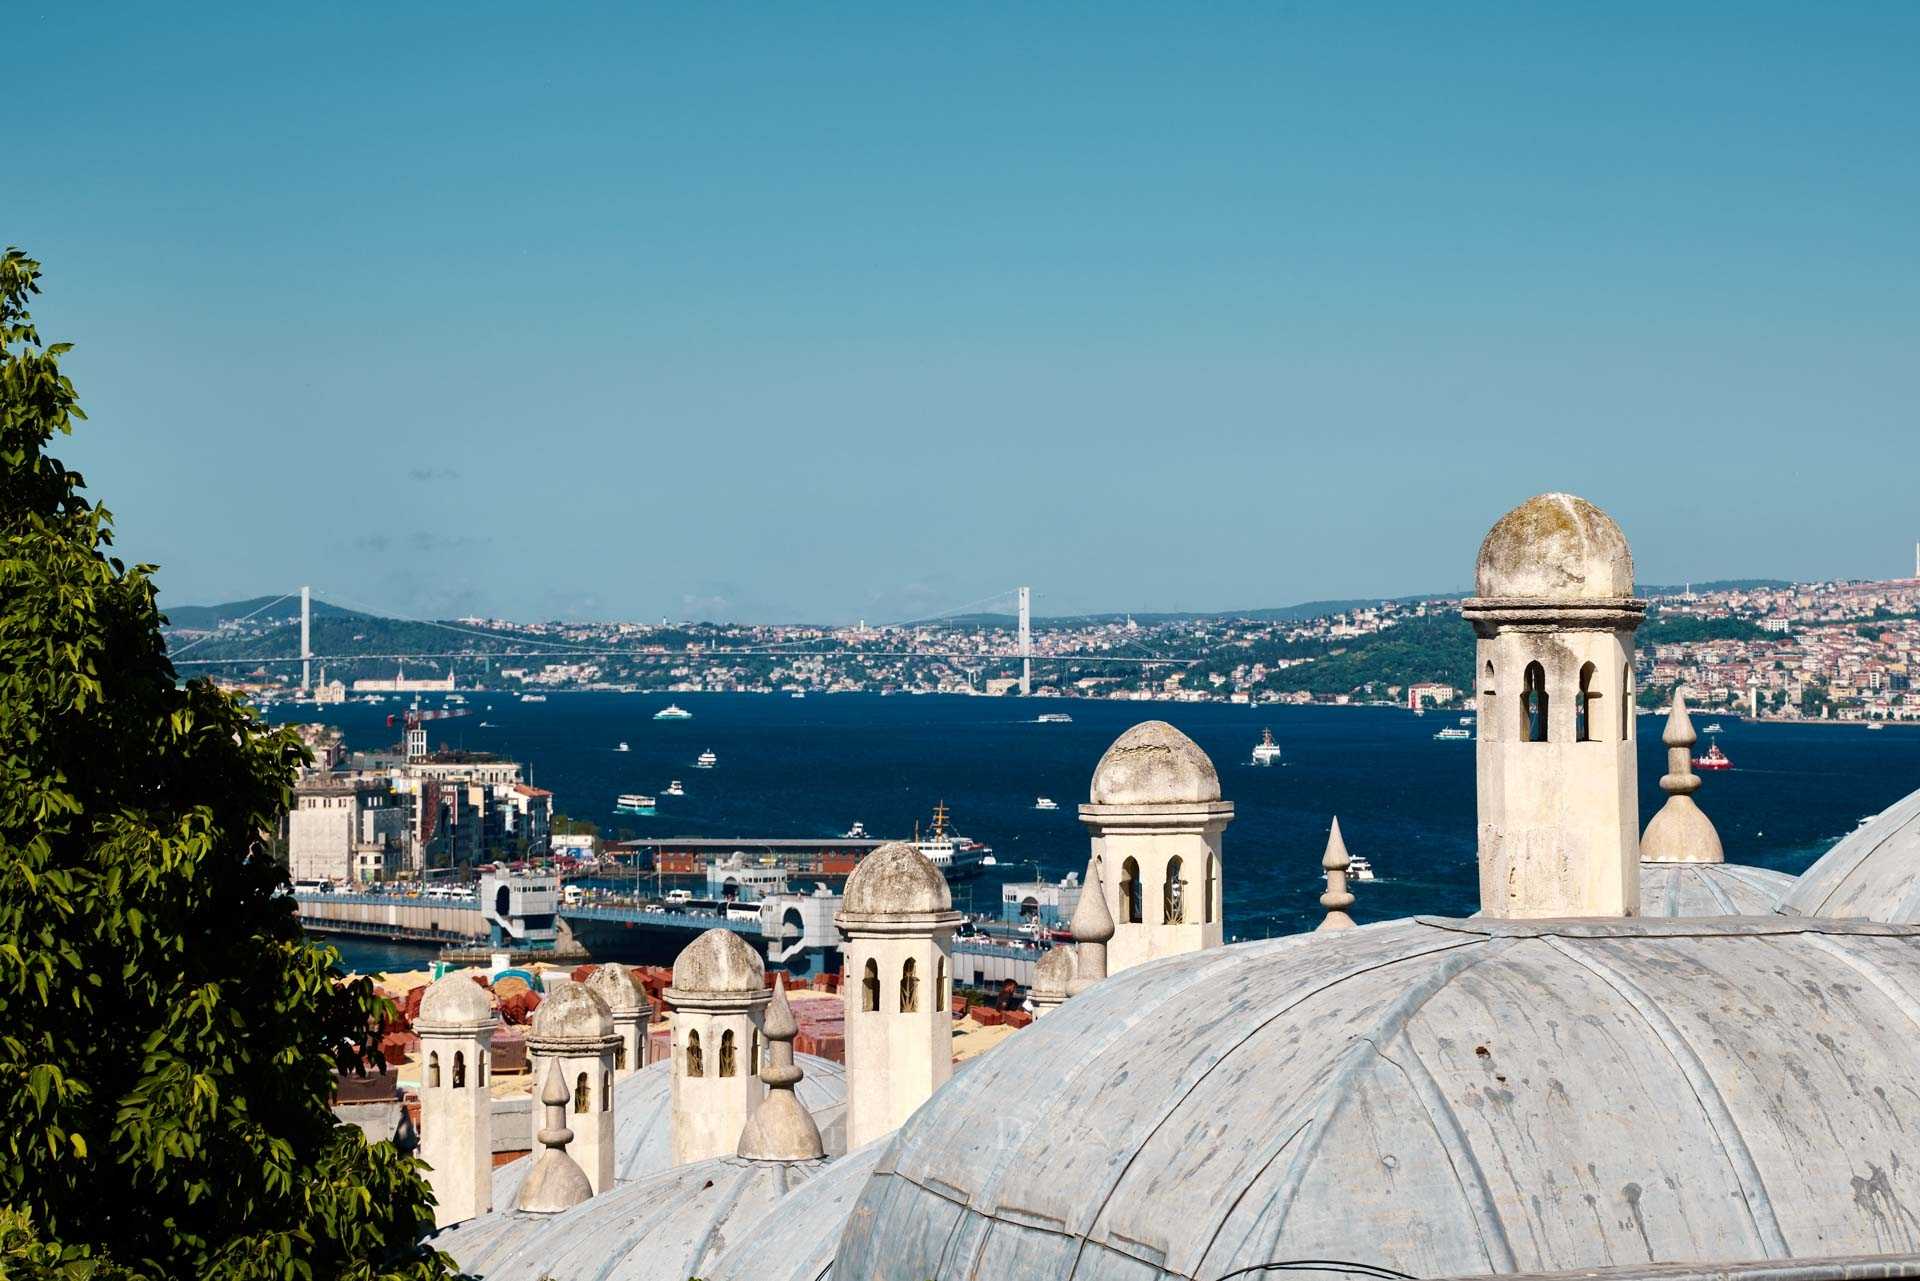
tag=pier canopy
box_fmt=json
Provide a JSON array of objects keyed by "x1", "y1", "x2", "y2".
[
  {"x1": 1779, "y1": 785, "x2": 1920, "y2": 922},
  {"x1": 834, "y1": 914, "x2": 1920, "y2": 1281}
]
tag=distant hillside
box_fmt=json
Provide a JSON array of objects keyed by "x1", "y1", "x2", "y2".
[
  {"x1": 1639, "y1": 579, "x2": 1792, "y2": 596},
  {"x1": 160, "y1": 594, "x2": 367, "y2": 631}
]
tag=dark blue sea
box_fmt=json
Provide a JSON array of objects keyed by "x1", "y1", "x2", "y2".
[{"x1": 268, "y1": 694, "x2": 1920, "y2": 973}]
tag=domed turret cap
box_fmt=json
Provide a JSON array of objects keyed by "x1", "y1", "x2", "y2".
[
  {"x1": 530, "y1": 980, "x2": 614, "y2": 1041},
  {"x1": 1089, "y1": 721, "x2": 1221, "y2": 805},
  {"x1": 416, "y1": 973, "x2": 494, "y2": 1029},
  {"x1": 669, "y1": 927, "x2": 767, "y2": 996},
  {"x1": 840, "y1": 841, "x2": 954, "y2": 917},
  {"x1": 1475, "y1": 492, "x2": 1635, "y2": 600},
  {"x1": 586, "y1": 962, "x2": 644, "y2": 1014},
  {"x1": 1031, "y1": 945, "x2": 1079, "y2": 998}
]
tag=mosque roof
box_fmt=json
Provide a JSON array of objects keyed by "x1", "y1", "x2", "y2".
[
  {"x1": 702, "y1": 1138, "x2": 891, "y2": 1281},
  {"x1": 1088, "y1": 720, "x2": 1221, "y2": 806},
  {"x1": 1778, "y1": 786, "x2": 1920, "y2": 922},
  {"x1": 841, "y1": 841, "x2": 952, "y2": 917},
  {"x1": 1636, "y1": 861, "x2": 1795, "y2": 916},
  {"x1": 1474, "y1": 492, "x2": 1635, "y2": 601},
  {"x1": 439, "y1": 1153, "x2": 828, "y2": 1280},
  {"x1": 833, "y1": 914, "x2": 1920, "y2": 1281},
  {"x1": 490, "y1": 1053, "x2": 848, "y2": 1208}
]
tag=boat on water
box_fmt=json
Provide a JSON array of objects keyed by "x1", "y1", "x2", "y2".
[
  {"x1": 1349, "y1": 856, "x2": 1376, "y2": 882},
  {"x1": 664, "y1": 780, "x2": 685, "y2": 797},
  {"x1": 1252, "y1": 728, "x2": 1282, "y2": 765},
  {"x1": 1434, "y1": 726, "x2": 1471, "y2": 741},
  {"x1": 1693, "y1": 740, "x2": 1733, "y2": 771},
  {"x1": 916, "y1": 802, "x2": 993, "y2": 880},
  {"x1": 615, "y1": 741, "x2": 630, "y2": 753},
  {"x1": 694, "y1": 749, "x2": 717, "y2": 769},
  {"x1": 791, "y1": 691, "x2": 806, "y2": 699},
  {"x1": 613, "y1": 793, "x2": 657, "y2": 816},
  {"x1": 654, "y1": 704, "x2": 693, "y2": 720},
  {"x1": 1702, "y1": 722, "x2": 1725, "y2": 734},
  {"x1": 1867, "y1": 722, "x2": 1886, "y2": 732},
  {"x1": 1035, "y1": 712, "x2": 1073, "y2": 724},
  {"x1": 477, "y1": 720, "x2": 496, "y2": 728},
  {"x1": 1034, "y1": 797, "x2": 1058, "y2": 811},
  {"x1": 445, "y1": 693, "x2": 467, "y2": 705},
  {"x1": 1459, "y1": 716, "x2": 1474, "y2": 726},
  {"x1": 520, "y1": 693, "x2": 548, "y2": 703},
  {"x1": 844, "y1": 821, "x2": 869, "y2": 839}
]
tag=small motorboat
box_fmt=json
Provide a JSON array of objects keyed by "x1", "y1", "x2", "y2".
[{"x1": 1034, "y1": 797, "x2": 1059, "y2": 811}]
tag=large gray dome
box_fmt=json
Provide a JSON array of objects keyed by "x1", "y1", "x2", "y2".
[
  {"x1": 1638, "y1": 860, "x2": 1795, "y2": 916},
  {"x1": 702, "y1": 1138, "x2": 889, "y2": 1281},
  {"x1": 490, "y1": 1053, "x2": 848, "y2": 1207},
  {"x1": 834, "y1": 915, "x2": 1920, "y2": 1281},
  {"x1": 1779, "y1": 787, "x2": 1920, "y2": 922},
  {"x1": 439, "y1": 1152, "x2": 827, "y2": 1279}
]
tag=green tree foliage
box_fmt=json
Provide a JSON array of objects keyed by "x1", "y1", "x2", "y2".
[{"x1": 0, "y1": 250, "x2": 454, "y2": 1279}]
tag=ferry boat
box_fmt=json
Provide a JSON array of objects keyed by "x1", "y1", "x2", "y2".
[
  {"x1": 520, "y1": 693, "x2": 548, "y2": 703},
  {"x1": 694, "y1": 749, "x2": 717, "y2": 769},
  {"x1": 1034, "y1": 797, "x2": 1059, "y2": 811},
  {"x1": 1035, "y1": 712, "x2": 1073, "y2": 724},
  {"x1": 1693, "y1": 740, "x2": 1733, "y2": 771},
  {"x1": 614, "y1": 793, "x2": 657, "y2": 816},
  {"x1": 791, "y1": 691, "x2": 806, "y2": 699},
  {"x1": 916, "y1": 802, "x2": 992, "y2": 880},
  {"x1": 1252, "y1": 728, "x2": 1282, "y2": 764},
  {"x1": 664, "y1": 780, "x2": 685, "y2": 797},
  {"x1": 1701, "y1": 722, "x2": 1725, "y2": 734},
  {"x1": 654, "y1": 704, "x2": 693, "y2": 720},
  {"x1": 614, "y1": 741, "x2": 630, "y2": 753},
  {"x1": 1433, "y1": 726, "x2": 1471, "y2": 741}
]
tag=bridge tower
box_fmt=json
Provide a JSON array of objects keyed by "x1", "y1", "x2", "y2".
[
  {"x1": 300, "y1": 585, "x2": 311, "y2": 692},
  {"x1": 1018, "y1": 586, "x2": 1031, "y2": 696}
]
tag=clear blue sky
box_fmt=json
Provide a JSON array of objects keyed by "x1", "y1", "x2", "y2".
[{"x1": 15, "y1": 3, "x2": 1918, "y2": 622}]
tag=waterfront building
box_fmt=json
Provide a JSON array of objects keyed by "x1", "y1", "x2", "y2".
[
  {"x1": 835, "y1": 841, "x2": 962, "y2": 1149},
  {"x1": 285, "y1": 779, "x2": 403, "y2": 884},
  {"x1": 351, "y1": 664, "x2": 455, "y2": 692},
  {"x1": 998, "y1": 870, "x2": 1083, "y2": 928},
  {"x1": 663, "y1": 928, "x2": 770, "y2": 1166},
  {"x1": 1078, "y1": 720, "x2": 1232, "y2": 973}
]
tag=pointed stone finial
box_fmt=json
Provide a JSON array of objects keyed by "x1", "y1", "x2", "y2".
[
  {"x1": 736, "y1": 974, "x2": 825, "y2": 1161},
  {"x1": 1639, "y1": 689, "x2": 1725, "y2": 864},
  {"x1": 514, "y1": 1061, "x2": 593, "y2": 1213},
  {"x1": 1317, "y1": 818, "x2": 1356, "y2": 931},
  {"x1": 1066, "y1": 853, "x2": 1113, "y2": 996}
]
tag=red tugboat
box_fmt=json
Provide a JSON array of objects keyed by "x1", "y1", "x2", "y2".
[{"x1": 1693, "y1": 738, "x2": 1733, "y2": 771}]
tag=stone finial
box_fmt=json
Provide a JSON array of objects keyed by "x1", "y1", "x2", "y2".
[
  {"x1": 1639, "y1": 689, "x2": 1725, "y2": 864},
  {"x1": 1066, "y1": 853, "x2": 1114, "y2": 996},
  {"x1": 515, "y1": 1061, "x2": 594, "y2": 1214},
  {"x1": 736, "y1": 974, "x2": 825, "y2": 1162},
  {"x1": 1317, "y1": 818, "x2": 1356, "y2": 931}
]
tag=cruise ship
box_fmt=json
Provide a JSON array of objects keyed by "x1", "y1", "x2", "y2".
[
  {"x1": 614, "y1": 793, "x2": 657, "y2": 816},
  {"x1": 653, "y1": 704, "x2": 693, "y2": 720},
  {"x1": 1252, "y1": 728, "x2": 1282, "y2": 764}
]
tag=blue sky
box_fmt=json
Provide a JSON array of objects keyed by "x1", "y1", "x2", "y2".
[{"x1": 14, "y1": 3, "x2": 1918, "y2": 622}]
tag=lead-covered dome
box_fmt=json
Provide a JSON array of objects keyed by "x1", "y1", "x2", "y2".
[
  {"x1": 416, "y1": 974, "x2": 494, "y2": 1028},
  {"x1": 669, "y1": 926, "x2": 766, "y2": 995},
  {"x1": 1474, "y1": 492, "x2": 1635, "y2": 600},
  {"x1": 1638, "y1": 860, "x2": 1795, "y2": 916},
  {"x1": 1779, "y1": 786, "x2": 1920, "y2": 922},
  {"x1": 1088, "y1": 720, "x2": 1220, "y2": 805},
  {"x1": 841, "y1": 841, "x2": 952, "y2": 917},
  {"x1": 835, "y1": 915, "x2": 1920, "y2": 1281},
  {"x1": 701, "y1": 1138, "x2": 889, "y2": 1281}
]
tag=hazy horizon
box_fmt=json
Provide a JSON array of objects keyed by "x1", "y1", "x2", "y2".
[{"x1": 17, "y1": 4, "x2": 1920, "y2": 623}]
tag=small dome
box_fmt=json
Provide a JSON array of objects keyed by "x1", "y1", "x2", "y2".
[
  {"x1": 1639, "y1": 861, "x2": 1795, "y2": 916},
  {"x1": 1030, "y1": 945, "x2": 1078, "y2": 997},
  {"x1": 417, "y1": 974, "x2": 493, "y2": 1027},
  {"x1": 669, "y1": 927, "x2": 766, "y2": 995},
  {"x1": 1780, "y1": 786, "x2": 1920, "y2": 922},
  {"x1": 1089, "y1": 721, "x2": 1220, "y2": 805},
  {"x1": 584, "y1": 963, "x2": 643, "y2": 1014},
  {"x1": 1474, "y1": 492, "x2": 1635, "y2": 600},
  {"x1": 841, "y1": 841, "x2": 952, "y2": 917},
  {"x1": 528, "y1": 981, "x2": 611, "y2": 1040}
]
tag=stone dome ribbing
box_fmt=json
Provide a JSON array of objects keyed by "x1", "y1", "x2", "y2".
[
  {"x1": 669, "y1": 927, "x2": 766, "y2": 995},
  {"x1": 1779, "y1": 785, "x2": 1920, "y2": 922},
  {"x1": 1474, "y1": 492, "x2": 1635, "y2": 600},
  {"x1": 1088, "y1": 721, "x2": 1220, "y2": 805}
]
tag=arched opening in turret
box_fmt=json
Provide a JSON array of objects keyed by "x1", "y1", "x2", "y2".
[
  {"x1": 936, "y1": 958, "x2": 947, "y2": 1009},
  {"x1": 1120, "y1": 858, "x2": 1142, "y2": 924},
  {"x1": 1482, "y1": 660, "x2": 1497, "y2": 740},
  {"x1": 719, "y1": 1029, "x2": 737, "y2": 1077},
  {"x1": 1577, "y1": 662, "x2": 1599, "y2": 742},
  {"x1": 613, "y1": 1041, "x2": 626, "y2": 1071},
  {"x1": 478, "y1": 1052, "x2": 487, "y2": 1086},
  {"x1": 751, "y1": 1029, "x2": 760, "y2": 1075},
  {"x1": 602, "y1": 1069, "x2": 612, "y2": 1109},
  {"x1": 1622, "y1": 663, "x2": 1634, "y2": 740},
  {"x1": 573, "y1": 1071, "x2": 590, "y2": 1114},
  {"x1": 427, "y1": 1051, "x2": 440, "y2": 1089},
  {"x1": 686, "y1": 1029, "x2": 703, "y2": 1077},
  {"x1": 1163, "y1": 856, "x2": 1185, "y2": 924},
  {"x1": 900, "y1": 957, "x2": 919, "y2": 1012},
  {"x1": 862, "y1": 958, "x2": 880, "y2": 1012},
  {"x1": 1522, "y1": 661, "x2": 1549, "y2": 742},
  {"x1": 1204, "y1": 854, "x2": 1216, "y2": 924},
  {"x1": 452, "y1": 1051, "x2": 466, "y2": 1089}
]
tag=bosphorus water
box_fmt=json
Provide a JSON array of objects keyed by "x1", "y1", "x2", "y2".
[{"x1": 271, "y1": 693, "x2": 1920, "y2": 973}]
